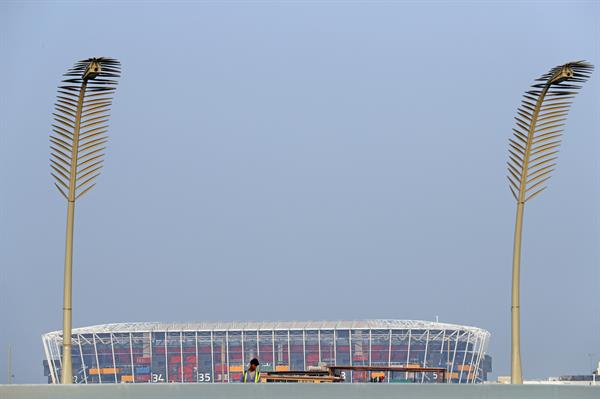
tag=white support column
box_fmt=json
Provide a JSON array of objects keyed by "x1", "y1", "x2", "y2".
[
  {"x1": 53, "y1": 339, "x2": 61, "y2": 383},
  {"x1": 349, "y1": 330, "x2": 353, "y2": 382},
  {"x1": 93, "y1": 334, "x2": 102, "y2": 384},
  {"x1": 421, "y1": 329, "x2": 430, "y2": 383},
  {"x1": 406, "y1": 330, "x2": 411, "y2": 366},
  {"x1": 406, "y1": 329, "x2": 412, "y2": 380},
  {"x1": 55, "y1": 339, "x2": 62, "y2": 384},
  {"x1": 440, "y1": 330, "x2": 449, "y2": 382},
  {"x1": 440, "y1": 330, "x2": 446, "y2": 355},
  {"x1": 472, "y1": 334, "x2": 485, "y2": 384},
  {"x1": 195, "y1": 331, "x2": 199, "y2": 383},
  {"x1": 225, "y1": 331, "x2": 230, "y2": 383},
  {"x1": 241, "y1": 330, "x2": 245, "y2": 369},
  {"x1": 387, "y1": 330, "x2": 392, "y2": 365},
  {"x1": 55, "y1": 338, "x2": 62, "y2": 369},
  {"x1": 458, "y1": 332, "x2": 471, "y2": 384},
  {"x1": 210, "y1": 330, "x2": 214, "y2": 383},
  {"x1": 242, "y1": 330, "x2": 250, "y2": 368},
  {"x1": 111, "y1": 334, "x2": 117, "y2": 382},
  {"x1": 468, "y1": 334, "x2": 480, "y2": 384},
  {"x1": 148, "y1": 332, "x2": 152, "y2": 380},
  {"x1": 164, "y1": 332, "x2": 169, "y2": 383},
  {"x1": 222, "y1": 334, "x2": 227, "y2": 383},
  {"x1": 256, "y1": 330, "x2": 260, "y2": 360},
  {"x1": 368, "y1": 330, "x2": 372, "y2": 367},
  {"x1": 54, "y1": 335, "x2": 63, "y2": 382},
  {"x1": 349, "y1": 331, "x2": 353, "y2": 366},
  {"x1": 43, "y1": 337, "x2": 58, "y2": 384},
  {"x1": 179, "y1": 331, "x2": 184, "y2": 382},
  {"x1": 78, "y1": 335, "x2": 87, "y2": 384},
  {"x1": 387, "y1": 329, "x2": 392, "y2": 383},
  {"x1": 449, "y1": 330, "x2": 460, "y2": 384},
  {"x1": 470, "y1": 335, "x2": 483, "y2": 384},
  {"x1": 287, "y1": 330, "x2": 291, "y2": 369},
  {"x1": 317, "y1": 330, "x2": 321, "y2": 364},
  {"x1": 333, "y1": 329, "x2": 337, "y2": 366},
  {"x1": 473, "y1": 335, "x2": 486, "y2": 382},
  {"x1": 271, "y1": 330, "x2": 276, "y2": 370},
  {"x1": 302, "y1": 329, "x2": 306, "y2": 370},
  {"x1": 129, "y1": 333, "x2": 135, "y2": 384},
  {"x1": 55, "y1": 338, "x2": 63, "y2": 382}
]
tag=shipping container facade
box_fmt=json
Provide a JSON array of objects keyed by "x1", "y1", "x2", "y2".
[{"x1": 42, "y1": 320, "x2": 492, "y2": 384}]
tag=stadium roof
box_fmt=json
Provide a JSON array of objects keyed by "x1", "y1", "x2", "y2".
[{"x1": 43, "y1": 320, "x2": 490, "y2": 339}]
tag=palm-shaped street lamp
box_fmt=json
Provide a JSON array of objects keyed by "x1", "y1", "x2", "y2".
[
  {"x1": 506, "y1": 61, "x2": 593, "y2": 384},
  {"x1": 49, "y1": 57, "x2": 121, "y2": 383}
]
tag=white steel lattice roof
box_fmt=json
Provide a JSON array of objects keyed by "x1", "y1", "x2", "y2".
[{"x1": 43, "y1": 319, "x2": 490, "y2": 340}]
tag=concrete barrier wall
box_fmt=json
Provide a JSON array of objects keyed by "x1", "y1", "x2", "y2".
[{"x1": 2, "y1": 384, "x2": 600, "y2": 399}]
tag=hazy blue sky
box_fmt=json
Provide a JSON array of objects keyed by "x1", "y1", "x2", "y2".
[{"x1": 1, "y1": 0, "x2": 598, "y2": 383}]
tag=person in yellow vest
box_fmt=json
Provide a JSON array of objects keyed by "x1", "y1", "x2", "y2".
[{"x1": 241, "y1": 358, "x2": 261, "y2": 383}]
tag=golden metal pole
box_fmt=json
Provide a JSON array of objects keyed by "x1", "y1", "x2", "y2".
[
  {"x1": 60, "y1": 200, "x2": 75, "y2": 383},
  {"x1": 510, "y1": 82, "x2": 547, "y2": 383},
  {"x1": 60, "y1": 80, "x2": 87, "y2": 384},
  {"x1": 510, "y1": 201, "x2": 524, "y2": 384},
  {"x1": 509, "y1": 83, "x2": 548, "y2": 384}
]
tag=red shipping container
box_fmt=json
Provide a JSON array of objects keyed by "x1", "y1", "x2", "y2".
[
  {"x1": 214, "y1": 365, "x2": 227, "y2": 373},
  {"x1": 135, "y1": 375, "x2": 150, "y2": 382},
  {"x1": 231, "y1": 373, "x2": 242, "y2": 381}
]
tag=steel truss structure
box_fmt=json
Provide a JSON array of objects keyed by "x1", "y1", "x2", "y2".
[{"x1": 42, "y1": 320, "x2": 491, "y2": 384}]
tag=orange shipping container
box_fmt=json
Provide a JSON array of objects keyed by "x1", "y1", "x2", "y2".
[
  {"x1": 88, "y1": 368, "x2": 119, "y2": 375},
  {"x1": 229, "y1": 365, "x2": 243, "y2": 372},
  {"x1": 121, "y1": 375, "x2": 134, "y2": 382},
  {"x1": 103, "y1": 368, "x2": 120, "y2": 374},
  {"x1": 275, "y1": 365, "x2": 289, "y2": 372},
  {"x1": 88, "y1": 367, "x2": 121, "y2": 375}
]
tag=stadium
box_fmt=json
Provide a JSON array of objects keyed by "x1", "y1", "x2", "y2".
[{"x1": 42, "y1": 320, "x2": 492, "y2": 384}]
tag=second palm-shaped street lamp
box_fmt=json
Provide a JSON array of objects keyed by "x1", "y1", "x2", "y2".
[{"x1": 506, "y1": 61, "x2": 593, "y2": 384}]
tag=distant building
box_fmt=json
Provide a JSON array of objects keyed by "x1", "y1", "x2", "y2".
[
  {"x1": 42, "y1": 319, "x2": 492, "y2": 384},
  {"x1": 496, "y1": 363, "x2": 600, "y2": 385}
]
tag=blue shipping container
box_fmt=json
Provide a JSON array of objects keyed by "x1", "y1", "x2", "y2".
[{"x1": 135, "y1": 366, "x2": 150, "y2": 373}]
